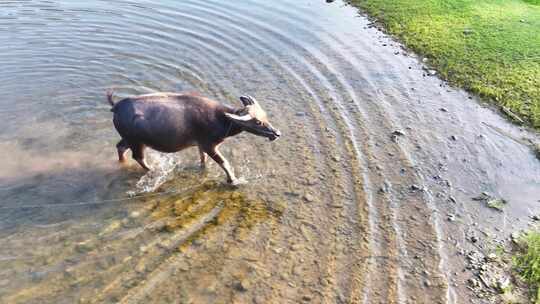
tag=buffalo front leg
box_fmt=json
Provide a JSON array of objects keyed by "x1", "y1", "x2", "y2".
[
  {"x1": 198, "y1": 145, "x2": 208, "y2": 168},
  {"x1": 204, "y1": 145, "x2": 239, "y2": 184},
  {"x1": 131, "y1": 143, "x2": 151, "y2": 171}
]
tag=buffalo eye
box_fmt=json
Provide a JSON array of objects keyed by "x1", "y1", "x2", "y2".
[{"x1": 255, "y1": 120, "x2": 262, "y2": 125}]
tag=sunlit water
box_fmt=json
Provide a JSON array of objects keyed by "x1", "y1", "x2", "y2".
[{"x1": 1, "y1": 1, "x2": 539, "y2": 303}]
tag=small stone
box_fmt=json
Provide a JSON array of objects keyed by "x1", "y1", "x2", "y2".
[
  {"x1": 424, "y1": 280, "x2": 431, "y2": 287},
  {"x1": 468, "y1": 278, "x2": 480, "y2": 288},
  {"x1": 332, "y1": 155, "x2": 341, "y2": 162},
  {"x1": 379, "y1": 181, "x2": 390, "y2": 194},
  {"x1": 463, "y1": 29, "x2": 474, "y2": 35},
  {"x1": 392, "y1": 130, "x2": 405, "y2": 136},
  {"x1": 449, "y1": 135, "x2": 457, "y2": 141},
  {"x1": 302, "y1": 295, "x2": 312, "y2": 301},
  {"x1": 447, "y1": 214, "x2": 456, "y2": 222},
  {"x1": 410, "y1": 184, "x2": 421, "y2": 191},
  {"x1": 233, "y1": 279, "x2": 250, "y2": 292},
  {"x1": 497, "y1": 276, "x2": 511, "y2": 292},
  {"x1": 470, "y1": 236, "x2": 479, "y2": 243},
  {"x1": 439, "y1": 107, "x2": 448, "y2": 112},
  {"x1": 427, "y1": 70, "x2": 437, "y2": 76},
  {"x1": 303, "y1": 193, "x2": 315, "y2": 203},
  {"x1": 486, "y1": 253, "x2": 497, "y2": 262}
]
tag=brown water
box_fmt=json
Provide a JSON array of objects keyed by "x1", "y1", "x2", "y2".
[{"x1": 1, "y1": 0, "x2": 539, "y2": 303}]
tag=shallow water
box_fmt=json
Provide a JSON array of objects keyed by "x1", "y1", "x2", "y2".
[{"x1": 1, "y1": 0, "x2": 540, "y2": 303}]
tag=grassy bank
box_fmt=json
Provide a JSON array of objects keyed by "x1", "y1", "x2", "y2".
[
  {"x1": 514, "y1": 231, "x2": 540, "y2": 302},
  {"x1": 348, "y1": 0, "x2": 540, "y2": 129}
]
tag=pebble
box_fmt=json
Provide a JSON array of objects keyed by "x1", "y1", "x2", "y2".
[
  {"x1": 233, "y1": 279, "x2": 250, "y2": 292},
  {"x1": 302, "y1": 295, "x2": 312, "y2": 301},
  {"x1": 129, "y1": 211, "x2": 141, "y2": 218},
  {"x1": 379, "y1": 181, "x2": 390, "y2": 194},
  {"x1": 497, "y1": 276, "x2": 510, "y2": 292},
  {"x1": 410, "y1": 184, "x2": 421, "y2": 191},
  {"x1": 303, "y1": 193, "x2": 315, "y2": 203},
  {"x1": 392, "y1": 130, "x2": 405, "y2": 136},
  {"x1": 486, "y1": 253, "x2": 497, "y2": 262},
  {"x1": 468, "y1": 277, "x2": 480, "y2": 288}
]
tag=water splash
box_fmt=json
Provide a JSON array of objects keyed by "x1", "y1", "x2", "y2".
[{"x1": 130, "y1": 151, "x2": 180, "y2": 194}]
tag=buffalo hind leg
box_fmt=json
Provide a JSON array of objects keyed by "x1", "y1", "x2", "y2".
[
  {"x1": 116, "y1": 139, "x2": 130, "y2": 162},
  {"x1": 131, "y1": 143, "x2": 151, "y2": 171}
]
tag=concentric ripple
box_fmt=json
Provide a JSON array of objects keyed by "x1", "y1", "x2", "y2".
[{"x1": 1, "y1": 0, "x2": 539, "y2": 303}]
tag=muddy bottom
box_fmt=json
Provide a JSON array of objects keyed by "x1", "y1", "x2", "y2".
[{"x1": 1, "y1": 0, "x2": 539, "y2": 303}]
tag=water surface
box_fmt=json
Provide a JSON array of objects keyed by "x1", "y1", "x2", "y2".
[{"x1": 1, "y1": 1, "x2": 539, "y2": 303}]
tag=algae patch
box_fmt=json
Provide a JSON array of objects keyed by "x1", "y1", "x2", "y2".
[{"x1": 149, "y1": 181, "x2": 280, "y2": 238}]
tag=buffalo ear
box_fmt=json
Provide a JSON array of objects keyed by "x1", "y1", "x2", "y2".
[
  {"x1": 225, "y1": 112, "x2": 252, "y2": 122},
  {"x1": 240, "y1": 95, "x2": 256, "y2": 107}
]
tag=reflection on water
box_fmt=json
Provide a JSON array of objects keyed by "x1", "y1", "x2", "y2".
[{"x1": 1, "y1": 0, "x2": 540, "y2": 303}]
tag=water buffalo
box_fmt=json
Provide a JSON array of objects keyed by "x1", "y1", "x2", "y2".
[{"x1": 107, "y1": 91, "x2": 280, "y2": 185}]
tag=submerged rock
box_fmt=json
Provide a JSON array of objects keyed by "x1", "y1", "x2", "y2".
[
  {"x1": 473, "y1": 192, "x2": 507, "y2": 211},
  {"x1": 75, "y1": 240, "x2": 95, "y2": 253},
  {"x1": 534, "y1": 143, "x2": 540, "y2": 161},
  {"x1": 487, "y1": 198, "x2": 507, "y2": 211}
]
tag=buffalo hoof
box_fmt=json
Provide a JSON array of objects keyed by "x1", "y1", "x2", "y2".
[{"x1": 229, "y1": 177, "x2": 247, "y2": 186}]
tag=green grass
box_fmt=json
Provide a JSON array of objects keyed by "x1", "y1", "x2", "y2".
[
  {"x1": 348, "y1": 0, "x2": 540, "y2": 129},
  {"x1": 514, "y1": 231, "x2": 540, "y2": 302}
]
